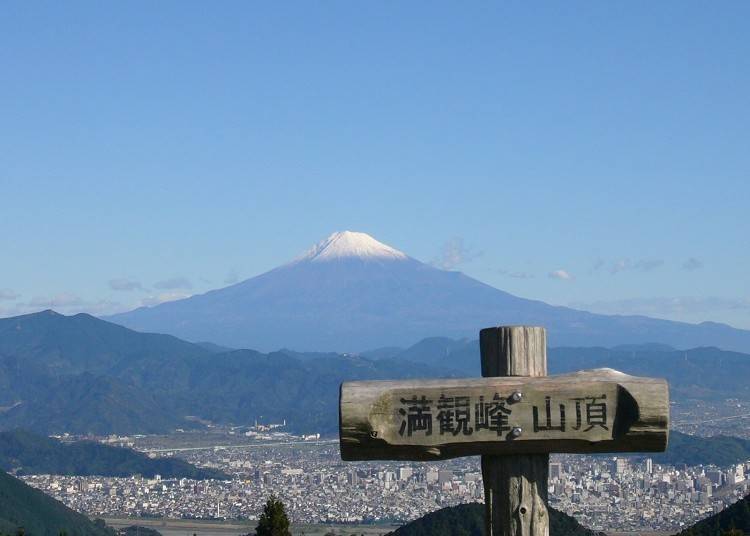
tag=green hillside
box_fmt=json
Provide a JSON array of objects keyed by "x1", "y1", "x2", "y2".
[
  {"x1": 548, "y1": 345, "x2": 750, "y2": 401},
  {"x1": 0, "y1": 469, "x2": 111, "y2": 536},
  {"x1": 0, "y1": 374, "x2": 183, "y2": 435},
  {"x1": 2, "y1": 310, "x2": 750, "y2": 438},
  {"x1": 0, "y1": 429, "x2": 227, "y2": 479},
  {"x1": 387, "y1": 502, "x2": 603, "y2": 536},
  {"x1": 676, "y1": 494, "x2": 749, "y2": 536},
  {"x1": 0, "y1": 311, "x2": 459, "y2": 435},
  {"x1": 654, "y1": 431, "x2": 750, "y2": 467},
  {"x1": 0, "y1": 309, "x2": 208, "y2": 376},
  {"x1": 381, "y1": 338, "x2": 750, "y2": 401}
]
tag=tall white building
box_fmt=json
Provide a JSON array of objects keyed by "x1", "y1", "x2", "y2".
[
  {"x1": 612, "y1": 457, "x2": 629, "y2": 475},
  {"x1": 735, "y1": 464, "x2": 745, "y2": 482},
  {"x1": 426, "y1": 469, "x2": 439, "y2": 484},
  {"x1": 398, "y1": 467, "x2": 413, "y2": 481},
  {"x1": 550, "y1": 462, "x2": 563, "y2": 480}
]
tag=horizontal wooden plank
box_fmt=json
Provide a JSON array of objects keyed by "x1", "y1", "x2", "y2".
[{"x1": 340, "y1": 368, "x2": 669, "y2": 461}]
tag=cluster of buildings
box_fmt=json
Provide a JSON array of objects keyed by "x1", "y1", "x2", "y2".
[
  {"x1": 21, "y1": 459, "x2": 479, "y2": 524},
  {"x1": 20, "y1": 438, "x2": 750, "y2": 531},
  {"x1": 549, "y1": 456, "x2": 750, "y2": 531}
]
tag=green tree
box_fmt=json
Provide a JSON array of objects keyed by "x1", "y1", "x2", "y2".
[{"x1": 255, "y1": 495, "x2": 291, "y2": 536}]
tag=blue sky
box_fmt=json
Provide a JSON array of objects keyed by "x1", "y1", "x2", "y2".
[{"x1": 1, "y1": 2, "x2": 748, "y2": 328}]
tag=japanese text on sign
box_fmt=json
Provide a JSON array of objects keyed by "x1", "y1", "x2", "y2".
[{"x1": 393, "y1": 391, "x2": 611, "y2": 442}]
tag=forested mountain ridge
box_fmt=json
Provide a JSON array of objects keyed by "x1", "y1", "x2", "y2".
[
  {"x1": 1, "y1": 310, "x2": 749, "y2": 437},
  {"x1": 0, "y1": 429, "x2": 227, "y2": 479},
  {"x1": 0, "y1": 309, "x2": 209, "y2": 376},
  {"x1": 0, "y1": 311, "x2": 459, "y2": 435},
  {"x1": 374, "y1": 337, "x2": 750, "y2": 400},
  {"x1": 653, "y1": 431, "x2": 750, "y2": 467},
  {"x1": 0, "y1": 468, "x2": 111, "y2": 536}
]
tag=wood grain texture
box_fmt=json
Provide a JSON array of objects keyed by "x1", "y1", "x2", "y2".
[
  {"x1": 481, "y1": 326, "x2": 549, "y2": 536},
  {"x1": 337, "y1": 323, "x2": 670, "y2": 536},
  {"x1": 482, "y1": 454, "x2": 549, "y2": 536},
  {"x1": 338, "y1": 369, "x2": 669, "y2": 460},
  {"x1": 480, "y1": 326, "x2": 547, "y2": 378}
]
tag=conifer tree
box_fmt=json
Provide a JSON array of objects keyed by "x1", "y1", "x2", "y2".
[{"x1": 255, "y1": 495, "x2": 291, "y2": 536}]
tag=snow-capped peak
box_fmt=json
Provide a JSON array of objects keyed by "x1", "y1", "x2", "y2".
[{"x1": 297, "y1": 231, "x2": 408, "y2": 263}]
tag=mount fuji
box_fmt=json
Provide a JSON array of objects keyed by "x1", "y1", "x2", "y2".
[{"x1": 106, "y1": 231, "x2": 750, "y2": 352}]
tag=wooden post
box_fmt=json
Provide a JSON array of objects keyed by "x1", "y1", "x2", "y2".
[
  {"x1": 340, "y1": 326, "x2": 668, "y2": 532},
  {"x1": 340, "y1": 368, "x2": 668, "y2": 460},
  {"x1": 480, "y1": 326, "x2": 549, "y2": 536}
]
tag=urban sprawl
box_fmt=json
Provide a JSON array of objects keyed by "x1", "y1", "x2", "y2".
[{"x1": 19, "y1": 423, "x2": 750, "y2": 533}]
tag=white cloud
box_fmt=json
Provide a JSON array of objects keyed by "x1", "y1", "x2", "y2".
[
  {"x1": 432, "y1": 237, "x2": 482, "y2": 270},
  {"x1": 608, "y1": 258, "x2": 664, "y2": 274},
  {"x1": 109, "y1": 278, "x2": 143, "y2": 291},
  {"x1": 27, "y1": 292, "x2": 86, "y2": 308},
  {"x1": 0, "y1": 289, "x2": 19, "y2": 301},
  {"x1": 549, "y1": 269, "x2": 573, "y2": 281}
]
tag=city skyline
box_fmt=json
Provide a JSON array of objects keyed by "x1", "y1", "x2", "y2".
[{"x1": 20, "y1": 430, "x2": 750, "y2": 532}]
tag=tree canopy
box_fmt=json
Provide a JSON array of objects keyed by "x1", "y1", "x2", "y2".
[{"x1": 255, "y1": 495, "x2": 291, "y2": 536}]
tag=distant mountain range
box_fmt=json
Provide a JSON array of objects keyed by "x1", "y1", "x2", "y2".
[
  {"x1": 0, "y1": 429, "x2": 227, "y2": 480},
  {"x1": 0, "y1": 311, "x2": 747, "y2": 535},
  {"x1": 651, "y1": 431, "x2": 750, "y2": 467},
  {"x1": 1, "y1": 309, "x2": 750, "y2": 436},
  {"x1": 105, "y1": 231, "x2": 750, "y2": 353},
  {"x1": 0, "y1": 310, "x2": 458, "y2": 435},
  {"x1": 370, "y1": 337, "x2": 750, "y2": 400}
]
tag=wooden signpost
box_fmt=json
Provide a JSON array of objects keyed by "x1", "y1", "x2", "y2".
[{"x1": 339, "y1": 326, "x2": 669, "y2": 536}]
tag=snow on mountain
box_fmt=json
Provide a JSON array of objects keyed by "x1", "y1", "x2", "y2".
[
  {"x1": 295, "y1": 231, "x2": 408, "y2": 263},
  {"x1": 105, "y1": 231, "x2": 750, "y2": 353}
]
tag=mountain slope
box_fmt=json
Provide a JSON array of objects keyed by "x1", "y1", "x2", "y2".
[
  {"x1": 105, "y1": 231, "x2": 750, "y2": 353},
  {"x1": 0, "y1": 373, "x2": 185, "y2": 435},
  {"x1": 0, "y1": 469, "x2": 110, "y2": 536},
  {"x1": 168, "y1": 350, "x2": 460, "y2": 433},
  {"x1": 382, "y1": 338, "x2": 750, "y2": 400},
  {"x1": 676, "y1": 493, "x2": 750, "y2": 536},
  {"x1": 0, "y1": 429, "x2": 227, "y2": 479},
  {"x1": 652, "y1": 431, "x2": 750, "y2": 467},
  {"x1": 0, "y1": 309, "x2": 208, "y2": 376},
  {"x1": 0, "y1": 311, "x2": 216, "y2": 434},
  {"x1": 387, "y1": 502, "x2": 603, "y2": 536},
  {"x1": 0, "y1": 310, "x2": 461, "y2": 435},
  {"x1": 2, "y1": 309, "x2": 749, "y2": 438}
]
